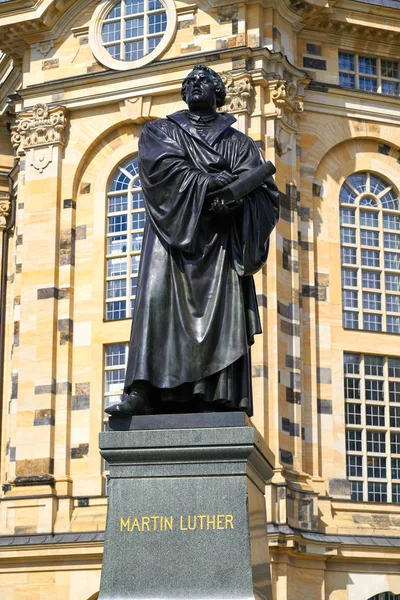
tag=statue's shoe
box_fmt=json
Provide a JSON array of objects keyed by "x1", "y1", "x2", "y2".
[{"x1": 105, "y1": 392, "x2": 152, "y2": 416}]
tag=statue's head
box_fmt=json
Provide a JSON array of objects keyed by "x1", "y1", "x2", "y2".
[{"x1": 181, "y1": 65, "x2": 226, "y2": 112}]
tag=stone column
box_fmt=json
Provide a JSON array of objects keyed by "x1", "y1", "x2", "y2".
[
  {"x1": 4, "y1": 104, "x2": 69, "y2": 533},
  {"x1": 99, "y1": 413, "x2": 274, "y2": 600}
]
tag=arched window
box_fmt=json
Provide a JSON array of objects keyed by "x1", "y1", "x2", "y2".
[
  {"x1": 105, "y1": 156, "x2": 145, "y2": 320},
  {"x1": 340, "y1": 171, "x2": 400, "y2": 333}
]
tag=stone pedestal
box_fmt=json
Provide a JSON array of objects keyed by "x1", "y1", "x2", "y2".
[{"x1": 99, "y1": 412, "x2": 274, "y2": 600}]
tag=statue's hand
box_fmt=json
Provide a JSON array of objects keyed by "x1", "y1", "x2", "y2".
[{"x1": 207, "y1": 171, "x2": 238, "y2": 193}]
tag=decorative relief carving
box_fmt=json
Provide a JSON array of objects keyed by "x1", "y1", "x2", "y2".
[
  {"x1": 0, "y1": 197, "x2": 11, "y2": 230},
  {"x1": 32, "y1": 40, "x2": 54, "y2": 56},
  {"x1": 219, "y1": 72, "x2": 253, "y2": 113},
  {"x1": 11, "y1": 104, "x2": 67, "y2": 172},
  {"x1": 270, "y1": 79, "x2": 304, "y2": 155}
]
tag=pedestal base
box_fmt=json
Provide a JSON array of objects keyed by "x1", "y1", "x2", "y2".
[{"x1": 99, "y1": 412, "x2": 274, "y2": 600}]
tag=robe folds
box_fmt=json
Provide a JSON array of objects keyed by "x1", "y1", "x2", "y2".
[{"x1": 124, "y1": 110, "x2": 280, "y2": 414}]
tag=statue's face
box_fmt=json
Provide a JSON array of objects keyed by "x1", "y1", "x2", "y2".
[{"x1": 184, "y1": 69, "x2": 217, "y2": 112}]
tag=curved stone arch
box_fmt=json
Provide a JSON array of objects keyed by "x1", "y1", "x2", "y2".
[
  {"x1": 71, "y1": 121, "x2": 145, "y2": 201},
  {"x1": 313, "y1": 137, "x2": 400, "y2": 203},
  {"x1": 348, "y1": 573, "x2": 400, "y2": 600},
  {"x1": 303, "y1": 116, "x2": 400, "y2": 180}
]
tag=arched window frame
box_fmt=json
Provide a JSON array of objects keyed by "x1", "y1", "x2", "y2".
[
  {"x1": 105, "y1": 155, "x2": 145, "y2": 321},
  {"x1": 340, "y1": 171, "x2": 400, "y2": 333}
]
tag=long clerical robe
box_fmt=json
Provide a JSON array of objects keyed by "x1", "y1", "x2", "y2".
[{"x1": 124, "y1": 110, "x2": 280, "y2": 415}]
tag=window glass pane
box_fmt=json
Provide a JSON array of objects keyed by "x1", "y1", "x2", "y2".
[
  {"x1": 363, "y1": 313, "x2": 382, "y2": 331},
  {"x1": 389, "y1": 382, "x2": 400, "y2": 403},
  {"x1": 367, "y1": 456, "x2": 386, "y2": 478},
  {"x1": 384, "y1": 214, "x2": 400, "y2": 231},
  {"x1": 105, "y1": 344, "x2": 126, "y2": 367},
  {"x1": 350, "y1": 481, "x2": 363, "y2": 501},
  {"x1": 107, "y1": 279, "x2": 127, "y2": 299},
  {"x1": 391, "y1": 433, "x2": 400, "y2": 454},
  {"x1": 107, "y1": 235, "x2": 128, "y2": 255},
  {"x1": 345, "y1": 403, "x2": 361, "y2": 425},
  {"x1": 340, "y1": 208, "x2": 356, "y2": 225},
  {"x1": 347, "y1": 173, "x2": 367, "y2": 194},
  {"x1": 343, "y1": 311, "x2": 359, "y2": 329},
  {"x1": 131, "y1": 255, "x2": 141, "y2": 276},
  {"x1": 368, "y1": 482, "x2": 387, "y2": 502},
  {"x1": 126, "y1": 0, "x2": 145, "y2": 13},
  {"x1": 106, "y1": 301, "x2": 126, "y2": 320},
  {"x1": 107, "y1": 3, "x2": 122, "y2": 19},
  {"x1": 107, "y1": 257, "x2": 127, "y2": 277},
  {"x1": 390, "y1": 406, "x2": 400, "y2": 428},
  {"x1": 102, "y1": 21, "x2": 121, "y2": 43},
  {"x1": 360, "y1": 211, "x2": 378, "y2": 227},
  {"x1": 367, "y1": 431, "x2": 385, "y2": 453},
  {"x1": 359, "y1": 56, "x2": 377, "y2": 75},
  {"x1": 345, "y1": 378, "x2": 360, "y2": 399},
  {"x1": 382, "y1": 80, "x2": 400, "y2": 96},
  {"x1": 108, "y1": 214, "x2": 128, "y2": 233},
  {"x1": 363, "y1": 292, "x2": 381, "y2": 311},
  {"x1": 362, "y1": 270, "x2": 380, "y2": 289},
  {"x1": 341, "y1": 247, "x2": 357, "y2": 265},
  {"x1": 132, "y1": 191, "x2": 145, "y2": 210},
  {"x1": 370, "y1": 174, "x2": 389, "y2": 195},
  {"x1": 148, "y1": 12, "x2": 167, "y2": 33},
  {"x1": 393, "y1": 483, "x2": 400, "y2": 503},
  {"x1": 339, "y1": 73, "x2": 356, "y2": 88},
  {"x1": 347, "y1": 429, "x2": 362, "y2": 451},
  {"x1": 125, "y1": 40, "x2": 144, "y2": 60},
  {"x1": 148, "y1": 37, "x2": 162, "y2": 51},
  {"x1": 365, "y1": 379, "x2": 384, "y2": 401},
  {"x1": 361, "y1": 250, "x2": 380, "y2": 267},
  {"x1": 342, "y1": 269, "x2": 358, "y2": 287},
  {"x1": 340, "y1": 182, "x2": 357, "y2": 204},
  {"x1": 131, "y1": 232, "x2": 143, "y2": 252},
  {"x1": 385, "y1": 233, "x2": 400, "y2": 250},
  {"x1": 108, "y1": 195, "x2": 128, "y2": 213},
  {"x1": 132, "y1": 212, "x2": 146, "y2": 230},
  {"x1": 387, "y1": 295, "x2": 400, "y2": 313},
  {"x1": 387, "y1": 316, "x2": 400, "y2": 333},
  {"x1": 131, "y1": 277, "x2": 138, "y2": 296},
  {"x1": 365, "y1": 355, "x2": 384, "y2": 377},
  {"x1": 389, "y1": 358, "x2": 400, "y2": 378},
  {"x1": 341, "y1": 227, "x2": 356, "y2": 244},
  {"x1": 385, "y1": 252, "x2": 400, "y2": 270},
  {"x1": 381, "y1": 59, "x2": 399, "y2": 78},
  {"x1": 359, "y1": 76, "x2": 377, "y2": 92},
  {"x1": 347, "y1": 455, "x2": 363, "y2": 477},
  {"x1": 360, "y1": 196, "x2": 378, "y2": 207},
  {"x1": 381, "y1": 190, "x2": 399, "y2": 210},
  {"x1": 105, "y1": 368, "x2": 125, "y2": 392},
  {"x1": 366, "y1": 405, "x2": 385, "y2": 427},
  {"x1": 126, "y1": 16, "x2": 144, "y2": 38},
  {"x1": 386, "y1": 274, "x2": 400, "y2": 292},
  {"x1": 361, "y1": 229, "x2": 379, "y2": 247},
  {"x1": 344, "y1": 353, "x2": 361, "y2": 375},
  {"x1": 342, "y1": 290, "x2": 358, "y2": 308},
  {"x1": 339, "y1": 53, "x2": 355, "y2": 71}
]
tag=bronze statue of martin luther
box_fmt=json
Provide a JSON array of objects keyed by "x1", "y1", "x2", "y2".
[{"x1": 105, "y1": 65, "x2": 280, "y2": 417}]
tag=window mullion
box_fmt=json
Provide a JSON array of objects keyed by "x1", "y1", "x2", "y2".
[
  {"x1": 121, "y1": 0, "x2": 126, "y2": 60},
  {"x1": 143, "y1": 0, "x2": 149, "y2": 55},
  {"x1": 377, "y1": 57, "x2": 382, "y2": 94}
]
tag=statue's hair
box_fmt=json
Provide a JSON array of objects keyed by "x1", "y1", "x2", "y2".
[{"x1": 181, "y1": 64, "x2": 226, "y2": 108}]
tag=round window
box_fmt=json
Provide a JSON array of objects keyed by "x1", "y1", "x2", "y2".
[{"x1": 90, "y1": 0, "x2": 176, "y2": 70}]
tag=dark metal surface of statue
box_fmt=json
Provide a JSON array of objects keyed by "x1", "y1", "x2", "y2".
[{"x1": 105, "y1": 65, "x2": 279, "y2": 417}]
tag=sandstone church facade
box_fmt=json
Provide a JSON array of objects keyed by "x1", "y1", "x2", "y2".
[{"x1": 0, "y1": 0, "x2": 400, "y2": 597}]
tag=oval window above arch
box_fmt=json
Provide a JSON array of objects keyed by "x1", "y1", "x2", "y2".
[{"x1": 90, "y1": 0, "x2": 177, "y2": 71}]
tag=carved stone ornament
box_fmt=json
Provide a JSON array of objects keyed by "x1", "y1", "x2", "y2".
[
  {"x1": 0, "y1": 197, "x2": 10, "y2": 230},
  {"x1": 32, "y1": 40, "x2": 54, "y2": 56},
  {"x1": 11, "y1": 104, "x2": 67, "y2": 172},
  {"x1": 270, "y1": 79, "x2": 304, "y2": 155},
  {"x1": 219, "y1": 72, "x2": 253, "y2": 114}
]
